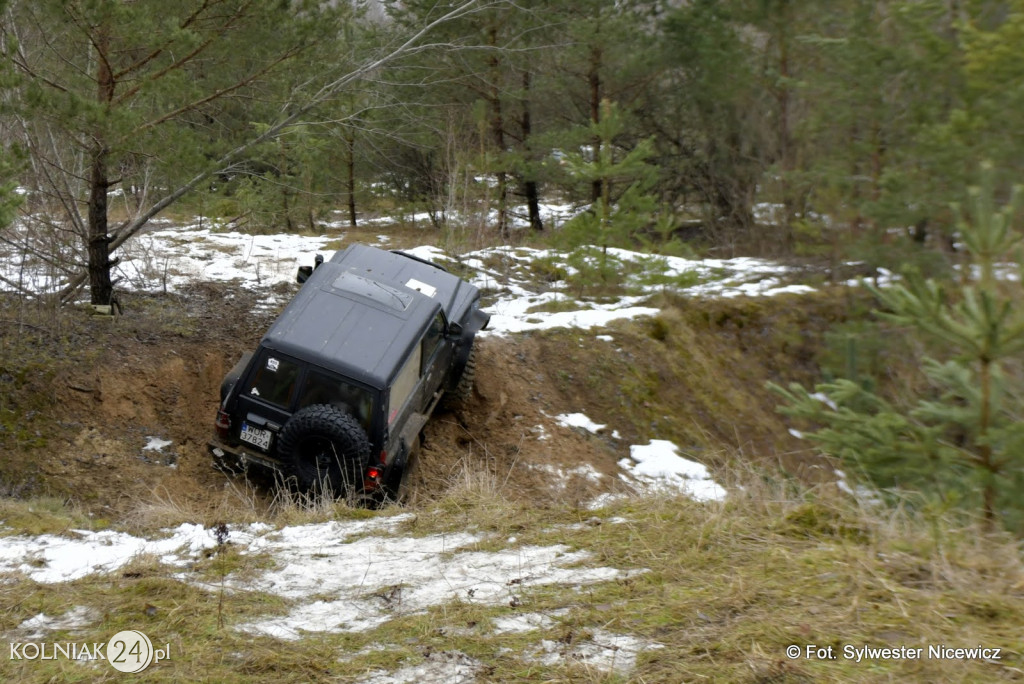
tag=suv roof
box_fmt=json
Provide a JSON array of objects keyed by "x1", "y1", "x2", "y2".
[{"x1": 261, "y1": 244, "x2": 471, "y2": 388}]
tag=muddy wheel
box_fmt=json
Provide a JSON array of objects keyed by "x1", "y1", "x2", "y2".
[
  {"x1": 444, "y1": 346, "x2": 477, "y2": 409},
  {"x1": 277, "y1": 404, "x2": 370, "y2": 495}
]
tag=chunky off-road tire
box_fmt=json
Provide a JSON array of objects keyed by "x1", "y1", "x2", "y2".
[
  {"x1": 276, "y1": 404, "x2": 370, "y2": 495},
  {"x1": 443, "y1": 346, "x2": 477, "y2": 409}
]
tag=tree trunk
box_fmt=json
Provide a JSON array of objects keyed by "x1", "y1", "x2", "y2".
[
  {"x1": 776, "y1": 9, "x2": 795, "y2": 250},
  {"x1": 519, "y1": 70, "x2": 542, "y2": 232},
  {"x1": 88, "y1": 23, "x2": 116, "y2": 306},
  {"x1": 87, "y1": 146, "x2": 114, "y2": 305},
  {"x1": 589, "y1": 45, "x2": 602, "y2": 204},
  {"x1": 346, "y1": 128, "x2": 357, "y2": 228},
  {"x1": 978, "y1": 357, "x2": 996, "y2": 528},
  {"x1": 870, "y1": 122, "x2": 885, "y2": 239},
  {"x1": 488, "y1": 26, "x2": 507, "y2": 237},
  {"x1": 279, "y1": 138, "x2": 294, "y2": 231},
  {"x1": 282, "y1": 188, "x2": 294, "y2": 232}
]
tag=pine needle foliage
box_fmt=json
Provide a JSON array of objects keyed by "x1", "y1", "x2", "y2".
[{"x1": 770, "y1": 163, "x2": 1024, "y2": 531}]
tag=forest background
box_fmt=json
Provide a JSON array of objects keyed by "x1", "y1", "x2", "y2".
[{"x1": 0, "y1": 0, "x2": 1022, "y2": 532}]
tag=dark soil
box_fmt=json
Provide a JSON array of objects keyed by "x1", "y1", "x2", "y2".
[{"x1": 0, "y1": 282, "x2": 846, "y2": 522}]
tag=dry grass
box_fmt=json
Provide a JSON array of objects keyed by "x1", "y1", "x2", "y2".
[
  {"x1": 0, "y1": 495, "x2": 97, "y2": 536},
  {"x1": 122, "y1": 474, "x2": 380, "y2": 537},
  {"x1": 0, "y1": 464, "x2": 1023, "y2": 682}
]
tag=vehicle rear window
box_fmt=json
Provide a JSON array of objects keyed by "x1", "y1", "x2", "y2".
[
  {"x1": 298, "y1": 372, "x2": 374, "y2": 431},
  {"x1": 245, "y1": 353, "x2": 300, "y2": 408}
]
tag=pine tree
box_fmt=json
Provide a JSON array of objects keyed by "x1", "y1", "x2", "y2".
[
  {"x1": 559, "y1": 100, "x2": 656, "y2": 247},
  {"x1": 770, "y1": 163, "x2": 1024, "y2": 529}
]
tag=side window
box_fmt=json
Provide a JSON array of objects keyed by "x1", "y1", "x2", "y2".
[
  {"x1": 388, "y1": 345, "x2": 422, "y2": 425},
  {"x1": 245, "y1": 353, "x2": 300, "y2": 408},
  {"x1": 420, "y1": 312, "x2": 446, "y2": 373},
  {"x1": 297, "y1": 372, "x2": 374, "y2": 432}
]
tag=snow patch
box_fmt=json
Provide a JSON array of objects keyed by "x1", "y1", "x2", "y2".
[
  {"x1": 492, "y1": 610, "x2": 564, "y2": 634},
  {"x1": 232, "y1": 518, "x2": 632, "y2": 639},
  {"x1": 525, "y1": 628, "x2": 663, "y2": 676},
  {"x1": 619, "y1": 440, "x2": 727, "y2": 502},
  {"x1": 0, "y1": 523, "x2": 230, "y2": 582},
  {"x1": 0, "y1": 512, "x2": 638, "y2": 645},
  {"x1": 143, "y1": 436, "x2": 172, "y2": 451},
  {"x1": 16, "y1": 606, "x2": 97, "y2": 640},
  {"x1": 585, "y1": 492, "x2": 630, "y2": 510},
  {"x1": 810, "y1": 392, "x2": 838, "y2": 411},
  {"x1": 357, "y1": 650, "x2": 480, "y2": 684},
  {"x1": 834, "y1": 469, "x2": 884, "y2": 507},
  {"x1": 555, "y1": 412, "x2": 605, "y2": 434},
  {"x1": 528, "y1": 463, "x2": 603, "y2": 487}
]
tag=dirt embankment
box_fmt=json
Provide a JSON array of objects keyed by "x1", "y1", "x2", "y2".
[{"x1": 0, "y1": 284, "x2": 846, "y2": 520}]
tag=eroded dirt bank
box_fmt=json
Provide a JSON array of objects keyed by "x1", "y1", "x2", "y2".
[{"x1": 0, "y1": 284, "x2": 844, "y2": 520}]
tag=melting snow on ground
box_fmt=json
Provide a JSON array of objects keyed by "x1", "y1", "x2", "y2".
[
  {"x1": 524, "y1": 628, "x2": 664, "y2": 676},
  {"x1": 619, "y1": 440, "x2": 727, "y2": 503},
  {"x1": 0, "y1": 512, "x2": 653, "y2": 677},
  {"x1": 14, "y1": 606, "x2": 98, "y2": 640},
  {"x1": 0, "y1": 510, "x2": 655, "y2": 677},
  {"x1": 118, "y1": 226, "x2": 337, "y2": 294},
  {"x1": 527, "y1": 463, "x2": 604, "y2": 489},
  {"x1": 3, "y1": 215, "x2": 832, "y2": 336},
  {"x1": 143, "y1": 436, "x2": 172, "y2": 451},
  {"x1": 491, "y1": 610, "x2": 565, "y2": 634},
  {"x1": 0, "y1": 512, "x2": 637, "y2": 631},
  {"x1": 555, "y1": 412, "x2": 606, "y2": 434},
  {"x1": 0, "y1": 523, "x2": 223, "y2": 582},
  {"x1": 408, "y1": 244, "x2": 820, "y2": 334},
  {"x1": 834, "y1": 469, "x2": 885, "y2": 507},
  {"x1": 234, "y1": 521, "x2": 631, "y2": 639},
  {"x1": 358, "y1": 651, "x2": 480, "y2": 684}
]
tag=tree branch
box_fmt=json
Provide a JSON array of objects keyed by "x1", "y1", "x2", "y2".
[
  {"x1": 62, "y1": 3, "x2": 115, "y2": 93},
  {"x1": 123, "y1": 46, "x2": 302, "y2": 137},
  {"x1": 111, "y1": 0, "x2": 219, "y2": 82},
  {"x1": 113, "y1": 0, "x2": 256, "y2": 104},
  {"x1": 59, "y1": 0, "x2": 495, "y2": 302}
]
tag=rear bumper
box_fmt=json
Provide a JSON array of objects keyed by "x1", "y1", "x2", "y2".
[
  {"x1": 208, "y1": 438, "x2": 283, "y2": 474},
  {"x1": 208, "y1": 438, "x2": 386, "y2": 495}
]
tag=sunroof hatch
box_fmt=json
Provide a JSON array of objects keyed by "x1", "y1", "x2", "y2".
[{"x1": 330, "y1": 271, "x2": 413, "y2": 311}]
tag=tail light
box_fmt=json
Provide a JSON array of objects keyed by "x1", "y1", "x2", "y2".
[
  {"x1": 363, "y1": 450, "x2": 387, "y2": 491},
  {"x1": 215, "y1": 409, "x2": 231, "y2": 439}
]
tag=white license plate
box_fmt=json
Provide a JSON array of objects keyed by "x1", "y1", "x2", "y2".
[{"x1": 240, "y1": 423, "x2": 272, "y2": 451}]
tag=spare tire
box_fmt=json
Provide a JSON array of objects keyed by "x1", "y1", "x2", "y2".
[{"x1": 276, "y1": 404, "x2": 371, "y2": 495}]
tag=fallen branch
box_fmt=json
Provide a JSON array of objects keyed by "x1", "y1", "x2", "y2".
[
  {"x1": 0, "y1": 273, "x2": 37, "y2": 297},
  {"x1": 0, "y1": 317, "x2": 55, "y2": 335}
]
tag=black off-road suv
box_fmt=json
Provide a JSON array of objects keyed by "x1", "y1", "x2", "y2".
[{"x1": 209, "y1": 244, "x2": 489, "y2": 501}]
